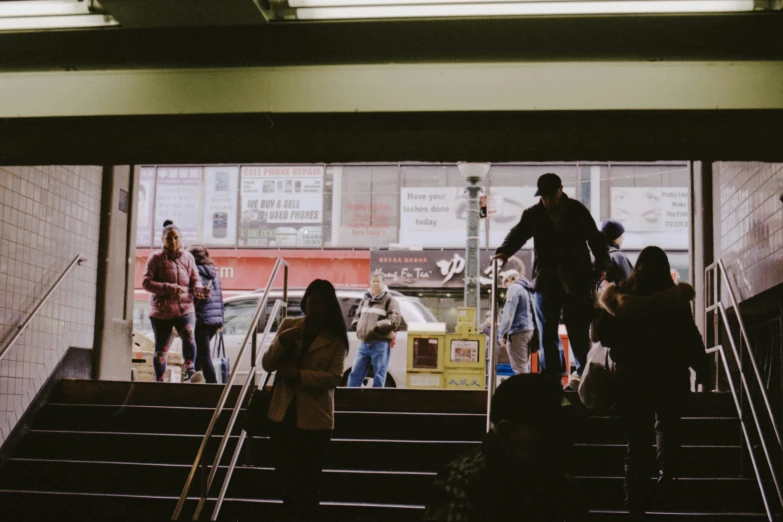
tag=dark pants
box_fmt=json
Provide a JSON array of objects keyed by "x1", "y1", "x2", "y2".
[
  {"x1": 540, "y1": 285, "x2": 593, "y2": 377},
  {"x1": 618, "y1": 365, "x2": 687, "y2": 514},
  {"x1": 150, "y1": 313, "x2": 196, "y2": 381},
  {"x1": 270, "y1": 419, "x2": 331, "y2": 522},
  {"x1": 194, "y1": 323, "x2": 219, "y2": 384}
]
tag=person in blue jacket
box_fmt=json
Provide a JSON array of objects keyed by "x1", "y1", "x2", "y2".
[
  {"x1": 189, "y1": 245, "x2": 224, "y2": 384},
  {"x1": 498, "y1": 271, "x2": 545, "y2": 374}
]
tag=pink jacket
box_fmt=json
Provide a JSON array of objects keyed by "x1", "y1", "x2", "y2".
[{"x1": 142, "y1": 249, "x2": 200, "y2": 319}]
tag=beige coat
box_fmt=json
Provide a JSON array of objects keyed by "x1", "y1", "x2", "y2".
[{"x1": 261, "y1": 316, "x2": 347, "y2": 431}]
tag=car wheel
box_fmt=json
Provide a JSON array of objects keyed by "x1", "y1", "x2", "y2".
[{"x1": 340, "y1": 368, "x2": 397, "y2": 388}]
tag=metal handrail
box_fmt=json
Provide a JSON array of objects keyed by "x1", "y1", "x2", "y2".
[
  {"x1": 172, "y1": 258, "x2": 288, "y2": 521},
  {"x1": 486, "y1": 258, "x2": 499, "y2": 431},
  {"x1": 706, "y1": 260, "x2": 783, "y2": 453},
  {"x1": 706, "y1": 345, "x2": 775, "y2": 521},
  {"x1": 0, "y1": 253, "x2": 86, "y2": 363},
  {"x1": 210, "y1": 299, "x2": 284, "y2": 521},
  {"x1": 704, "y1": 261, "x2": 783, "y2": 520}
]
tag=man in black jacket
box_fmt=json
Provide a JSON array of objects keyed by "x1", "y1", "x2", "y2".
[{"x1": 492, "y1": 173, "x2": 609, "y2": 381}]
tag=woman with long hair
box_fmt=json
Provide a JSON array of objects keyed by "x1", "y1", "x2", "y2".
[
  {"x1": 596, "y1": 246, "x2": 707, "y2": 518},
  {"x1": 189, "y1": 245, "x2": 223, "y2": 384},
  {"x1": 261, "y1": 279, "x2": 348, "y2": 522},
  {"x1": 141, "y1": 224, "x2": 203, "y2": 382}
]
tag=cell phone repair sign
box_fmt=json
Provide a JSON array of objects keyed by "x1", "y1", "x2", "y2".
[
  {"x1": 239, "y1": 166, "x2": 324, "y2": 247},
  {"x1": 202, "y1": 166, "x2": 240, "y2": 246}
]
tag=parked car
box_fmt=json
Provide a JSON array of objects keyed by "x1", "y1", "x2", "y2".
[{"x1": 143, "y1": 288, "x2": 442, "y2": 388}]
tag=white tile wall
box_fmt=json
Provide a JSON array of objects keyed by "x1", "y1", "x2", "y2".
[{"x1": 0, "y1": 166, "x2": 102, "y2": 445}]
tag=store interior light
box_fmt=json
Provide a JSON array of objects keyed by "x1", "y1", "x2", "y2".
[
  {"x1": 0, "y1": 1, "x2": 118, "y2": 31},
  {"x1": 286, "y1": 0, "x2": 758, "y2": 20}
]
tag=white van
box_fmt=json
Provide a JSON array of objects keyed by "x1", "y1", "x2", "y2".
[{"x1": 140, "y1": 289, "x2": 441, "y2": 388}]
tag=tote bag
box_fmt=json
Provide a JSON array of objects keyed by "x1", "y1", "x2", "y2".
[{"x1": 211, "y1": 330, "x2": 230, "y2": 385}]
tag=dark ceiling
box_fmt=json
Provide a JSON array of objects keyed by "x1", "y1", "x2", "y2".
[{"x1": 0, "y1": 13, "x2": 782, "y2": 71}]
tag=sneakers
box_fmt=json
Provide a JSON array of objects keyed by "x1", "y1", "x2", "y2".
[
  {"x1": 185, "y1": 371, "x2": 205, "y2": 384},
  {"x1": 563, "y1": 371, "x2": 581, "y2": 391}
]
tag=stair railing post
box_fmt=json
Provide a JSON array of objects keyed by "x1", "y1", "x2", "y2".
[{"x1": 486, "y1": 258, "x2": 499, "y2": 432}]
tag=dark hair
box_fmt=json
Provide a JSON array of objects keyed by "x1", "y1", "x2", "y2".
[
  {"x1": 490, "y1": 373, "x2": 563, "y2": 427},
  {"x1": 162, "y1": 220, "x2": 174, "y2": 228},
  {"x1": 301, "y1": 279, "x2": 349, "y2": 354},
  {"x1": 621, "y1": 246, "x2": 674, "y2": 297},
  {"x1": 189, "y1": 245, "x2": 214, "y2": 266}
]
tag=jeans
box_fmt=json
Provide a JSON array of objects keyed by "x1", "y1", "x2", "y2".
[
  {"x1": 194, "y1": 323, "x2": 219, "y2": 384},
  {"x1": 507, "y1": 330, "x2": 535, "y2": 374},
  {"x1": 150, "y1": 313, "x2": 196, "y2": 382},
  {"x1": 271, "y1": 417, "x2": 331, "y2": 522},
  {"x1": 540, "y1": 286, "x2": 593, "y2": 377},
  {"x1": 618, "y1": 365, "x2": 687, "y2": 514},
  {"x1": 347, "y1": 340, "x2": 391, "y2": 387}
]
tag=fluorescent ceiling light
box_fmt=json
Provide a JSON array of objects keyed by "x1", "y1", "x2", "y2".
[
  {"x1": 0, "y1": 1, "x2": 91, "y2": 18},
  {"x1": 293, "y1": 0, "x2": 757, "y2": 20},
  {"x1": 0, "y1": 14, "x2": 118, "y2": 31}
]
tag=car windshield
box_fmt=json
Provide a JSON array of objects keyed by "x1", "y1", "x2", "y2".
[
  {"x1": 223, "y1": 298, "x2": 259, "y2": 336},
  {"x1": 401, "y1": 299, "x2": 439, "y2": 323}
]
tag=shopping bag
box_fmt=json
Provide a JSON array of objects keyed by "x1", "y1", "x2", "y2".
[
  {"x1": 211, "y1": 330, "x2": 230, "y2": 384},
  {"x1": 578, "y1": 341, "x2": 616, "y2": 411}
]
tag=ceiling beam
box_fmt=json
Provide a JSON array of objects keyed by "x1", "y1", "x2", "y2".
[{"x1": 1, "y1": 61, "x2": 782, "y2": 119}]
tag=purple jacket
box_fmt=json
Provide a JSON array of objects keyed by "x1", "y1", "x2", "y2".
[{"x1": 142, "y1": 249, "x2": 200, "y2": 320}]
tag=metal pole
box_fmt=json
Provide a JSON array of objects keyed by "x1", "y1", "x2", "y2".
[
  {"x1": 487, "y1": 259, "x2": 499, "y2": 432},
  {"x1": 464, "y1": 181, "x2": 482, "y2": 316}
]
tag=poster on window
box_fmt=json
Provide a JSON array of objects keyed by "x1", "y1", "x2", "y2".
[
  {"x1": 136, "y1": 167, "x2": 156, "y2": 247},
  {"x1": 239, "y1": 166, "x2": 324, "y2": 247},
  {"x1": 610, "y1": 187, "x2": 689, "y2": 249},
  {"x1": 335, "y1": 198, "x2": 398, "y2": 247},
  {"x1": 153, "y1": 167, "x2": 203, "y2": 247},
  {"x1": 201, "y1": 166, "x2": 239, "y2": 246},
  {"x1": 398, "y1": 186, "x2": 575, "y2": 249}
]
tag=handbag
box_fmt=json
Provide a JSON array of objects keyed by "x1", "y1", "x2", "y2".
[
  {"x1": 578, "y1": 341, "x2": 616, "y2": 411},
  {"x1": 211, "y1": 330, "x2": 230, "y2": 385}
]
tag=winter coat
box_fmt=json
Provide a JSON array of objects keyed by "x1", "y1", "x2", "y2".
[
  {"x1": 351, "y1": 288, "x2": 401, "y2": 342},
  {"x1": 596, "y1": 282, "x2": 708, "y2": 382},
  {"x1": 262, "y1": 316, "x2": 347, "y2": 430},
  {"x1": 195, "y1": 264, "x2": 224, "y2": 326},
  {"x1": 496, "y1": 194, "x2": 610, "y2": 295},
  {"x1": 606, "y1": 242, "x2": 634, "y2": 284},
  {"x1": 498, "y1": 278, "x2": 544, "y2": 355},
  {"x1": 142, "y1": 249, "x2": 200, "y2": 320}
]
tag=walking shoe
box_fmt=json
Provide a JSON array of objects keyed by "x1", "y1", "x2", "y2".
[
  {"x1": 188, "y1": 371, "x2": 205, "y2": 384},
  {"x1": 563, "y1": 371, "x2": 581, "y2": 391}
]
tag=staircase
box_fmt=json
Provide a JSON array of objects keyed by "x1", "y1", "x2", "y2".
[{"x1": 0, "y1": 379, "x2": 767, "y2": 521}]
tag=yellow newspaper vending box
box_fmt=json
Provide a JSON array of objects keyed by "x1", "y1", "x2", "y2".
[
  {"x1": 444, "y1": 332, "x2": 486, "y2": 390},
  {"x1": 406, "y1": 330, "x2": 446, "y2": 389}
]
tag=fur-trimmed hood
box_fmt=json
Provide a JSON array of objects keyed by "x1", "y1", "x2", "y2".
[{"x1": 599, "y1": 282, "x2": 695, "y2": 317}]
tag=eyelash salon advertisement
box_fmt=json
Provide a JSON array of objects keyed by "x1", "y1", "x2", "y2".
[
  {"x1": 398, "y1": 186, "x2": 575, "y2": 248},
  {"x1": 239, "y1": 165, "x2": 324, "y2": 247},
  {"x1": 610, "y1": 187, "x2": 689, "y2": 249}
]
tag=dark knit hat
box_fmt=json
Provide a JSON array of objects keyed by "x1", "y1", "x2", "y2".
[{"x1": 601, "y1": 219, "x2": 625, "y2": 241}]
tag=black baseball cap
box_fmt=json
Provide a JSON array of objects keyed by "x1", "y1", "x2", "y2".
[{"x1": 535, "y1": 173, "x2": 563, "y2": 197}]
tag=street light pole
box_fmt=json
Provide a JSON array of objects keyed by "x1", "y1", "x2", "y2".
[{"x1": 457, "y1": 163, "x2": 490, "y2": 329}]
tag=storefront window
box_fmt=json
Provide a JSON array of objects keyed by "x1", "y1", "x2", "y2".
[{"x1": 331, "y1": 165, "x2": 399, "y2": 248}]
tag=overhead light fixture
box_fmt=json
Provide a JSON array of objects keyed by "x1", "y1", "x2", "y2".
[
  {"x1": 256, "y1": 0, "x2": 775, "y2": 21},
  {"x1": 0, "y1": 0, "x2": 118, "y2": 31}
]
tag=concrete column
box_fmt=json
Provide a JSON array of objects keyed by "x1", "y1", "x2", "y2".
[
  {"x1": 692, "y1": 161, "x2": 714, "y2": 340},
  {"x1": 93, "y1": 165, "x2": 136, "y2": 380}
]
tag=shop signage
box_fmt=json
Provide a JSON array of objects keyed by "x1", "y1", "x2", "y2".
[
  {"x1": 239, "y1": 165, "x2": 324, "y2": 247},
  {"x1": 201, "y1": 166, "x2": 239, "y2": 246},
  {"x1": 370, "y1": 249, "x2": 533, "y2": 288},
  {"x1": 610, "y1": 187, "x2": 689, "y2": 249},
  {"x1": 153, "y1": 167, "x2": 203, "y2": 246}
]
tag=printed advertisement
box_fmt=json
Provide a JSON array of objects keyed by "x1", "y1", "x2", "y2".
[
  {"x1": 398, "y1": 186, "x2": 575, "y2": 249},
  {"x1": 610, "y1": 187, "x2": 689, "y2": 249},
  {"x1": 450, "y1": 339, "x2": 479, "y2": 363},
  {"x1": 136, "y1": 167, "x2": 156, "y2": 247},
  {"x1": 239, "y1": 166, "x2": 324, "y2": 247},
  {"x1": 153, "y1": 167, "x2": 203, "y2": 247},
  {"x1": 336, "y1": 198, "x2": 398, "y2": 247},
  {"x1": 201, "y1": 166, "x2": 239, "y2": 246}
]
